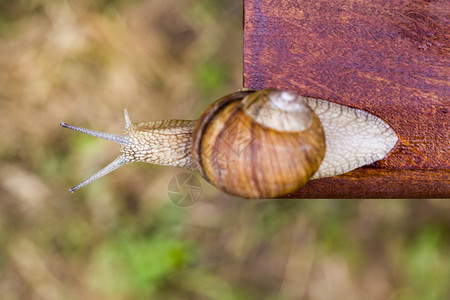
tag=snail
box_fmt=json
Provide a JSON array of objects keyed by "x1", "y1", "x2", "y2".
[{"x1": 61, "y1": 89, "x2": 398, "y2": 198}]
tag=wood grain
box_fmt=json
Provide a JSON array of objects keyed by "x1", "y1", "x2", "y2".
[{"x1": 243, "y1": 0, "x2": 449, "y2": 198}]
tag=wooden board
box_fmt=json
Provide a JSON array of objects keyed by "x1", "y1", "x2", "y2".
[{"x1": 243, "y1": 0, "x2": 449, "y2": 198}]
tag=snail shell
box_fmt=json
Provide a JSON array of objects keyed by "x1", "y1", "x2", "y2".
[
  {"x1": 61, "y1": 89, "x2": 398, "y2": 198},
  {"x1": 192, "y1": 90, "x2": 325, "y2": 198}
]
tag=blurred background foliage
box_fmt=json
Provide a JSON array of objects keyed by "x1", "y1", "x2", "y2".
[{"x1": 0, "y1": 0, "x2": 449, "y2": 299}]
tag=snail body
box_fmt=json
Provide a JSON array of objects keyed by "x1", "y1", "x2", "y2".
[{"x1": 61, "y1": 89, "x2": 398, "y2": 198}]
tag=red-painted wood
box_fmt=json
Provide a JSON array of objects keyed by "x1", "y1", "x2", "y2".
[{"x1": 243, "y1": 0, "x2": 449, "y2": 198}]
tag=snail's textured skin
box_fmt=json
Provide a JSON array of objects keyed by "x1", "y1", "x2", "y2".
[
  {"x1": 305, "y1": 98, "x2": 398, "y2": 179},
  {"x1": 123, "y1": 119, "x2": 196, "y2": 169}
]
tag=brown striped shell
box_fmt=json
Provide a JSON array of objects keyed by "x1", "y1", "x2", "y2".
[{"x1": 191, "y1": 90, "x2": 326, "y2": 198}]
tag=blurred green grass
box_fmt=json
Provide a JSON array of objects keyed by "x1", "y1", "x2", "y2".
[{"x1": 0, "y1": 0, "x2": 449, "y2": 299}]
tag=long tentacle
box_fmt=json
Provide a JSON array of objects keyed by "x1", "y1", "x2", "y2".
[{"x1": 68, "y1": 155, "x2": 130, "y2": 192}]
